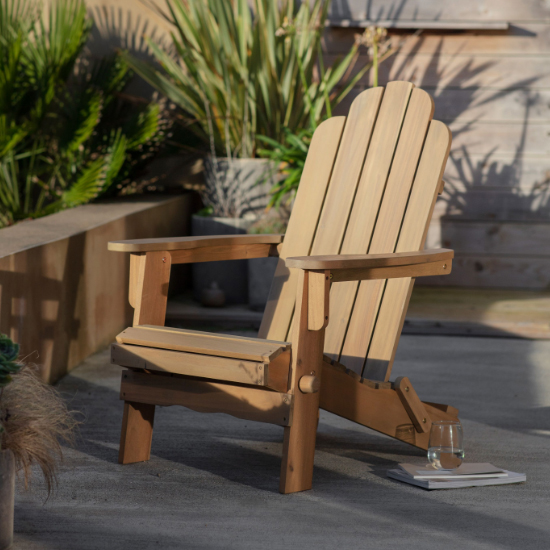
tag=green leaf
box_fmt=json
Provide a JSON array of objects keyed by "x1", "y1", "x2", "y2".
[
  {"x1": 103, "y1": 130, "x2": 127, "y2": 190},
  {"x1": 59, "y1": 90, "x2": 103, "y2": 154},
  {"x1": 123, "y1": 103, "x2": 161, "y2": 150},
  {"x1": 44, "y1": 157, "x2": 106, "y2": 214}
]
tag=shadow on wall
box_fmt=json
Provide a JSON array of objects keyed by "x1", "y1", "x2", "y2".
[
  {"x1": 0, "y1": 236, "x2": 86, "y2": 383},
  {"x1": 380, "y1": 35, "x2": 550, "y2": 222},
  {"x1": 87, "y1": 3, "x2": 173, "y2": 98},
  {"x1": 88, "y1": 4, "x2": 171, "y2": 59},
  {"x1": 330, "y1": 0, "x2": 550, "y2": 289}
]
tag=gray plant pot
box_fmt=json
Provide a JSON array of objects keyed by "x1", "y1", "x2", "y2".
[
  {"x1": 248, "y1": 257, "x2": 278, "y2": 312},
  {"x1": 0, "y1": 449, "x2": 15, "y2": 550},
  {"x1": 202, "y1": 156, "x2": 275, "y2": 219},
  {"x1": 192, "y1": 215, "x2": 254, "y2": 304}
]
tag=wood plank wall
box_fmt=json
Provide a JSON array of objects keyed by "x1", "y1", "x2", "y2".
[
  {"x1": 0, "y1": 196, "x2": 193, "y2": 383},
  {"x1": 327, "y1": 1, "x2": 550, "y2": 290}
]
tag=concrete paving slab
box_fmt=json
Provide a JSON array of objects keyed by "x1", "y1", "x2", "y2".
[{"x1": 13, "y1": 335, "x2": 550, "y2": 550}]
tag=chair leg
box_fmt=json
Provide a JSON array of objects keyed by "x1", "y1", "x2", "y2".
[
  {"x1": 279, "y1": 392, "x2": 320, "y2": 494},
  {"x1": 118, "y1": 401, "x2": 155, "y2": 464}
]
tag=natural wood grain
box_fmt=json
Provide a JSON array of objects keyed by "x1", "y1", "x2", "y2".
[
  {"x1": 329, "y1": 19, "x2": 509, "y2": 30},
  {"x1": 407, "y1": 287, "x2": 550, "y2": 340},
  {"x1": 120, "y1": 370, "x2": 293, "y2": 427},
  {"x1": 266, "y1": 87, "x2": 384, "y2": 342},
  {"x1": 116, "y1": 325, "x2": 290, "y2": 363},
  {"x1": 113, "y1": 343, "x2": 282, "y2": 389},
  {"x1": 393, "y1": 376, "x2": 432, "y2": 434},
  {"x1": 329, "y1": 0, "x2": 549, "y2": 24},
  {"x1": 128, "y1": 253, "x2": 144, "y2": 308},
  {"x1": 330, "y1": 53, "x2": 550, "y2": 90},
  {"x1": 292, "y1": 86, "x2": 386, "y2": 345},
  {"x1": 287, "y1": 249, "x2": 453, "y2": 270},
  {"x1": 427, "y1": 220, "x2": 550, "y2": 256},
  {"x1": 280, "y1": 270, "x2": 326, "y2": 494},
  {"x1": 329, "y1": 259, "x2": 451, "y2": 283},
  {"x1": 109, "y1": 234, "x2": 284, "y2": 252},
  {"x1": 112, "y1": 83, "x2": 460, "y2": 494},
  {"x1": 320, "y1": 361, "x2": 458, "y2": 450},
  {"x1": 259, "y1": 116, "x2": 346, "y2": 341},
  {"x1": 299, "y1": 375, "x2": 321, "y2": 394},
  {"x1": 169, "y1": 243, "x2": 277, "y2": 264},
  {"x1": 340, "y1": 88, "x2": 435, "y2": 374},
  {"x1": 423, "y1": 401, "x2": 460, "y2": 417},
  {"x1": 364, "y1": 121, "x2": 453, "y2": 380},
  {"x1": 323, "y1": 81, "x2": 413, "y2": 361},
  {"x1": 126, "y1": 250, "x2": 173, "y2": 457},
  {"x1": 133, "y1": 251, "x2": 172, "y2": 327},
  {"x1": 308, "y1": 271, "x2": 330, "y2": 331},
  {"x1": 118, "y1": 401, "x2": 155, "y2": 464},
  {"x1": 420, "y1": 254, "x2": 550, "y2": 291},
  {"x1": 327, "y1": 25, "x2": 550, "y2": 57}
]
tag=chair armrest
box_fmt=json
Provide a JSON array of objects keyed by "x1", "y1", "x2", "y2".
[
  {"x1": 108, "y1": 234, "x2": 284, "y2": 252},
  {"x1": 286, "y1": 248, "x2": 453, "y2": 282},
  {"x1": 109, "y1": 234, "x2": 284, "y2": 265}
]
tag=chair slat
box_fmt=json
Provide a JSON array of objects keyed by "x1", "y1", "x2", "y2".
[
  {"x1": 284, "y1": 87, "x2": 385, "y2": 340},
  {"x1": 338, "y1": 88, "x2": 435, "y2": 374},
  {"x1": 324, "y1": 81, "x2": 413, "y2": 360},
  {"x1": 363, "y1": 121, "x2": 452, "y2": 380},
  {"x1": 259, "y1": 117, "x2": 346, "y2": 341},
  {"x1": 117, "y1": 325, "x2": 289, "y2": 363}
]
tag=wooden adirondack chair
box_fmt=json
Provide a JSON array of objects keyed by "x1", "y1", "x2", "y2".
[{"x1": 108, "y1": 81, "x2": 459, "y2": 494}]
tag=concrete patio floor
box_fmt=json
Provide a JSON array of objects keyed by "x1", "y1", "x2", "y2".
[{"x1": 13, "y1": 334, "x2": 550, "y2": 550}]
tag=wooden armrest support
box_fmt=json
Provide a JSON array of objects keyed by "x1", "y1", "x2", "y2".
[
  {"x1": 286, "y1": 249, "x2": 453, "y2": 270},
  {"x1": 287, "y1": 249, "x2": 453, "y2": 283},
  {"x1": 108, "y1": 234, "x2": 284, "y2": 253}
]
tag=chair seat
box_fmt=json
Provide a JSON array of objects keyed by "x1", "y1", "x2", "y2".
[{"x1": 111, "y1": 325, "x2": 291, "y2": 392}]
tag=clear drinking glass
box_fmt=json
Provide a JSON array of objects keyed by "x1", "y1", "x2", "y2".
[{"x1": 427, "y1": 420, "x2": 464, "y2": 470}]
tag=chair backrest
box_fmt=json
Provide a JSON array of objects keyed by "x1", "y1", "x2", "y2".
[{"x1": 258, "y1": 81, "x2": 451, "y2": 382}]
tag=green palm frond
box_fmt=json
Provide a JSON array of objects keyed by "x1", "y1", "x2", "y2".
[
  {"x1": 0, "y1": 1, "x2": 166, "y2": 228},
  {"x1": 123, "y1": 103, "x2": 162, "y2": 150},
  {"x1": 89, "y1": 55, "x2": 131, "y2": 103},
  {"x1": 59, "y1": 90, "x2": 103, "y2": 154},
  {"x1": 103, "y1": 130, "x2": 128, "y2": 189},
  {"x1": 45, "y1": 156, "x2": 106, "y2": 214},
  {"x1": 0, "y1": 115, "x2": 27, "y2": 157}
]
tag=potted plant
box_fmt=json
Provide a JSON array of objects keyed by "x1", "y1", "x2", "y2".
[
  {"x1": 0, "y1": 334, "x2": 77, "y2": 550},
  {"x1": 122, "y1": 0, "x2": 373, "y2": 303}
]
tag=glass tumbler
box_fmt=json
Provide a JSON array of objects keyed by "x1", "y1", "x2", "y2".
[{"x1": 427, "y1": 420, "x2": 464, "y2": 470}]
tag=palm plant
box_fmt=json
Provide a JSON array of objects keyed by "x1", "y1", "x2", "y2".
[
  {"x1": 121, "y1": 0, "x2": 371, "y2": 159},
  {"x1": 0, "y1": 0, "x2": 167, "y2": 228}
]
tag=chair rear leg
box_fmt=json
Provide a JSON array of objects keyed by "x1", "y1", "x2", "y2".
[
  {"x1": 119, "y1": 401, "x2": 155, "y2": 464},
  {"x1": 279, "y1": 392, "x2": 320, "y2": 494}
]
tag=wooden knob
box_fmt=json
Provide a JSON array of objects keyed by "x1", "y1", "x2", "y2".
[{"x1": 299, "y1": 375, "x2": 320, "y2": 394}]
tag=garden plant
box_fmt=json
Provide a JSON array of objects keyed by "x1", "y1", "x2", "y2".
[{"x1": 0, "y1": 0, "x2": 167, "y2": 228}]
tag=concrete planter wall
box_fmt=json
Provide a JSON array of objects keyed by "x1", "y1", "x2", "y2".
[
  {"x1": 0, "y1": 449, "x2": 15, "y2": 550},
  {"x1": 202, "y1": 156, "x2": 275, "y2": 219},
  {"x1": 0, "y1": 194, "x2": 194, "y2": 383}
]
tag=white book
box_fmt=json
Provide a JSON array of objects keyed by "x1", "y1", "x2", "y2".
[
  {"x1": 398, "y1": 462, "x2": 508, "y2": 480},
  {"x1": 388, "y1": 468, "x2": 526, "y2": 490}
]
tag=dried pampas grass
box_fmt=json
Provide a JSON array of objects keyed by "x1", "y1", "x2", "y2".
[{"x1": 0, "y1": 364, "x2": 79, "y2": 496}]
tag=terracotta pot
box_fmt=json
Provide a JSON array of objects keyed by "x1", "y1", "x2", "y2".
[{"x1": 0, "y1": 449, "x2": 15, "y2": 550}]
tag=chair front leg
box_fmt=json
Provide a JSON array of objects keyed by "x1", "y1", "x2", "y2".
[
  {"x1": 118, "y1": 251, "x2": 172, "y2": 465},
  {"x1": 280, "y1": 270, "x2": 329, "y2": 494}
]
